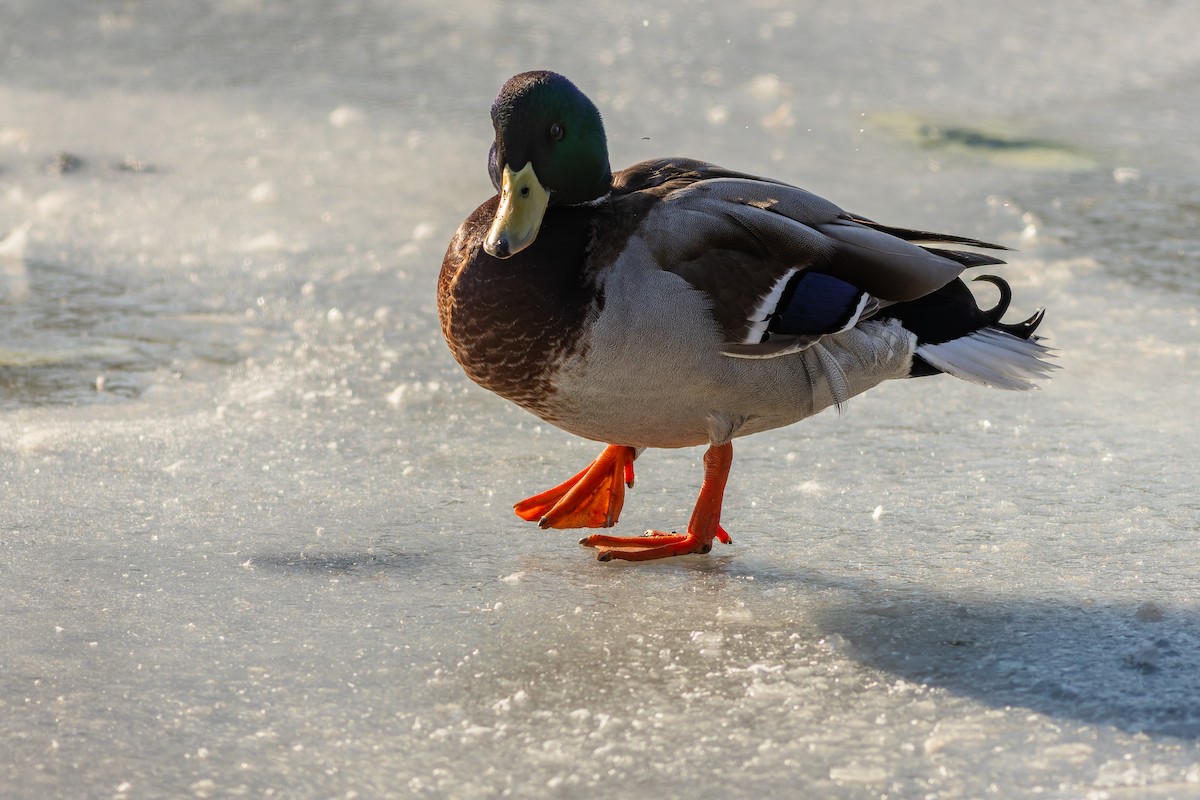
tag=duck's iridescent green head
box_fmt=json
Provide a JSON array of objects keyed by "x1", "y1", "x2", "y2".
[{"x1": 483, "y1": 71, "x2": 612, "y2": 259}]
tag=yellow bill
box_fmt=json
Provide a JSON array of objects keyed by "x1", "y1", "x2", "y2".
[{"x1": 483, "y1": 162, "x2": 550, "y2": 259}]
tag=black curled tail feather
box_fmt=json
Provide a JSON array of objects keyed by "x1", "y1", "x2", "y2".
[
  {"x1": 880, "y1": 275, "x2": 1055, "y2": 389},
  {"x1": 972, "y1": 274, "x2": 1046, "y2": 338}
]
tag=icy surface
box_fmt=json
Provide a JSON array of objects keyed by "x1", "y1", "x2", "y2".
[{"x1": 3, "y1": 1, "x2": 1200, "y2": 797}]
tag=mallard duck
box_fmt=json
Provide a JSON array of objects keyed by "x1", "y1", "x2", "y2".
[{"x1": 438, "y1": 70, "x2": 1054, "y2": 562}]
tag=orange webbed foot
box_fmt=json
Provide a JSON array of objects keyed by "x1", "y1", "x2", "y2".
[
  {"x1": 513, "y1": 444, "x2": 638, "y2": 529},
  {"x1": 578, "y1": 442, "x2": 735, "y2": 562},
  {"x1": 580, "y1": 530, "x2": 725, "y2": 561}
]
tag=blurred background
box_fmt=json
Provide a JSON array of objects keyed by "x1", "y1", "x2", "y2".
[{"x1": 2, "y1": 1, "x2": 1198, "y2": 797}]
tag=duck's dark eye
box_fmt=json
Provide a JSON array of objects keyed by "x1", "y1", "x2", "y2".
[
  {"x1": 520, "y1": 186, "x2": 530, "y2": 197},
  {"x1": 549, "y1": 122, "x2": 565, "y2": 141}
]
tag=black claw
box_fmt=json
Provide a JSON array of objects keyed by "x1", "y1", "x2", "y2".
[
  {"x1": 597, "y1": 551, "x2": 613, "y2": 562},
  {"x1": 578, "y1": 536, "x2": 589, "y2": 545}
]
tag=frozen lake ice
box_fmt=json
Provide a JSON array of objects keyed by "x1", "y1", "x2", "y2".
[{"x1": 2, "y1": 1, "x2": 1199, "y2": 797}]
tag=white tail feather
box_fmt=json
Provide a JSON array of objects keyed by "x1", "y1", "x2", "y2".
[{"x1": 916, "y1": 328, "x2": 1058, "y2": 390}]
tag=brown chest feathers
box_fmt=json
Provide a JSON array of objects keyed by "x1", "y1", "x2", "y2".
[{"x1": 438, "y1": 197, "x2": 599, "y2": 418}]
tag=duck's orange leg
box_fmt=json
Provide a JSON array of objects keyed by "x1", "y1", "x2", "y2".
[
  {"x1": 514, "y1": 444, "x2": 638, "y2": 529},
  {"x1": 581, "y1": 442, "x2": 734, "y2": 561}
]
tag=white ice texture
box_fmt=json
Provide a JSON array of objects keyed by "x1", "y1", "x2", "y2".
[{"x1": 2, "y1": 1, "x2": 1200, "y2": 797}]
